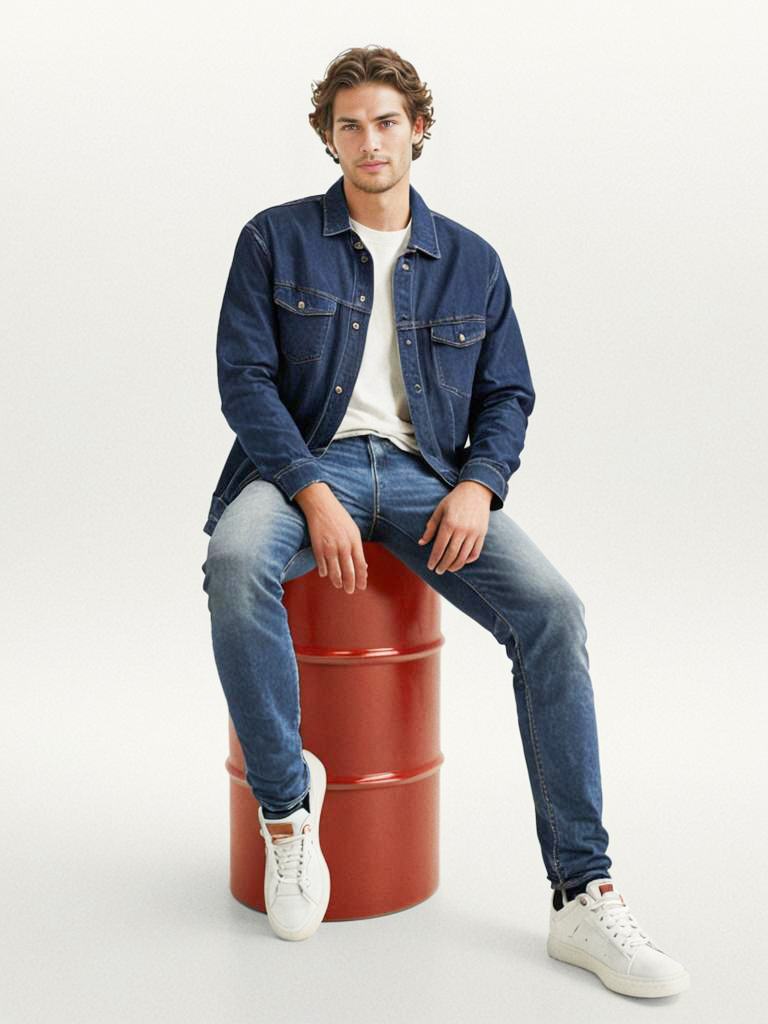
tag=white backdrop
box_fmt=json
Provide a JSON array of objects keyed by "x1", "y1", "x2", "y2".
[{"x1": 2, "y1": 1, "x2": 766, "y2": 1021}]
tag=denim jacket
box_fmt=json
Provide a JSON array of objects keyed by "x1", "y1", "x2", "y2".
[{"x1": 203, "y1": 174, "x2": 535, "y2": 536}]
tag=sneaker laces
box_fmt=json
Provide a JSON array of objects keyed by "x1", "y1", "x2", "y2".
[
  {"x1": 590, "y1": 892, "x2": 652, "y2": 950},
  {"x1": 268, "y1": 829, "x2": 313, "y2": 891}
]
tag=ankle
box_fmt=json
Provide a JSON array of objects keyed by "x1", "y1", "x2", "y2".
[
  {"x1": 552, "y1": 875, "x2": 610, "y2": 911},
  {"x1": 261, "y1": 790, "x2": 310, "y2": 819}
]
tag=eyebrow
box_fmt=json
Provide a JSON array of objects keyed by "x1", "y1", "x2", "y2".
[{"x1": 335, "y1": 112, "x2": 402, "y2": 124}]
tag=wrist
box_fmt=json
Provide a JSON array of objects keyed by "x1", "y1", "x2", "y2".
[
  {"x1": 294, "y1": 480, "x2": 333, "y2": 509},
  {"x1": 457, "y1": 479, "x2": 494, "y2": 504}
]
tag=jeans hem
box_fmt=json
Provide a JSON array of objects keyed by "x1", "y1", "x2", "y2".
[{"x1": 550, "y1": 869, "x2": 612, "y2": 892}]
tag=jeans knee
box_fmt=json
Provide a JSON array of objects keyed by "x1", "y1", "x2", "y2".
[
  {"x1": 551, "y1": 581, "x2": 587, "y2": 641},
  {"x1": 532, "y1": 579, "x2": 586, "y2": 638},
  {"x1": 202, "y1": 534, "x2": 274, "y2": 607},
  {"x1": 562, "y1": 582, "x2": 586, "y2": 621}
]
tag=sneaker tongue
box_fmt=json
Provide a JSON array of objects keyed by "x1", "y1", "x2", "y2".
[
  {"x1": 585, "y1": 878, "x2": 624, "y2": 903},
  {"x1": 264, "y1": 806, "x2": 310, "y2": 841}
]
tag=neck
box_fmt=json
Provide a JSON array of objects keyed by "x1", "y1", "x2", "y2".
[{"x1": 343, "y1": 174, "x2": 411, "y2": 231}]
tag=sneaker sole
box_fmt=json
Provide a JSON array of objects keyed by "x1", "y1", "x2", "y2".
[
  {"x1": 264, "y1": 749, "x2": 331, "y2": 942},
  {"x1": 547, "y1": 934, "x2": 691, "y2": 998}
]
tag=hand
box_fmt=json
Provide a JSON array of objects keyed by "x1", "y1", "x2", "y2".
[
  {"x1": 295, "y1": 482, "x2": 368, "y2": 593},
  {"x1": 418, "y1": 481, "x2": 492, "y2": 573}
]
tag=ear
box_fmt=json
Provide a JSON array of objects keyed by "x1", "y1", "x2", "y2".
[{"x1": 412, "y1": 114, "x2": 425, "y2": 142}]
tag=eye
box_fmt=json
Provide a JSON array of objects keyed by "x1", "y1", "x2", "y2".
[{"x1": 340, "y1": 121, "x2": 396, "y2": 131}]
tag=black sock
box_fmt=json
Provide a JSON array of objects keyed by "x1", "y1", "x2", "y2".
[
  {"x1": 262, "y1": 790, "x2": 310, "y2": 819},
  {"x1": 552, "y1": 875, "x2": 610, "y2": 911}
]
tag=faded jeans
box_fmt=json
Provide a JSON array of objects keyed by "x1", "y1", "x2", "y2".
[{"x1": 201, "y1": 434, "x2": 612, "y2": 891}]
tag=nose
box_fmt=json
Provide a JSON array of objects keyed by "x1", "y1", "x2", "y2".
[{"x1": 359, "y1": 129, "x2": 381, "y2": 157}]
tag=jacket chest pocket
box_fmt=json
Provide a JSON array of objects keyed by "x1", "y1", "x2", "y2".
[
  {"x1": 430, "y1": 319, "x2": 486, "y2": 397},
  {"x1": 273, "y1": 284, "x2": 338, "y2": 362}
]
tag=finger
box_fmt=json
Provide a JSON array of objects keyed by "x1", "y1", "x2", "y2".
[
  {"x1": 434, "y1": 533, "x2": 467, "y2": 573},
  {"x1": 427, "y1": 526, "x2": 453, "y2": 571},
  {"x1": 328, "y1": 553, "x2": 343, "y2": 589},
  {"x1": 418, "y1": 517, "x2": 436, "y2": 545},
  {"x1": 465, "y1": 535, "x2": 484, "y2": 563},
  {"x1": 340, "y1": 548, "x2": 356, "y2": 594},
  {"x1": 446, "y1": 534, "x2": 478, "y2": 572},
  {"x1": 419, "y1": 504, "x2": 443, "y2": 545},
  {"x1": 352, "y1": 538, "x2": 368, "y2": 590}
]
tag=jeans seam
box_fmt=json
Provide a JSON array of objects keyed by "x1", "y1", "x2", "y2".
[
  {"x1": 365, "y1": 438, "x2": 380, "y2": 541},
  {"x1": 376, "y1": 512, "x2": 565, "y2": 886},
  {"x1": 281, "y1": 545, "x2": 314, "y2": 582}
]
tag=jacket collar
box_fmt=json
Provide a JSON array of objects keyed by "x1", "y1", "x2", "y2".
[{"x1": 322, "y1": 173, "x2": 441, "y2": 259}]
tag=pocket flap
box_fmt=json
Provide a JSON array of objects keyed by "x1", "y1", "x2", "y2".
[
  {"x1": 274, "y1": 285, "x2": 337, "y2": 316},
  {"x1": 430, "y1": 320, "x2": 486, "y2": 346}
]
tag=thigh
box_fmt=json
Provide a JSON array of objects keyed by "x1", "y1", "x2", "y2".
[
  {"x1": 373, "y1": 453, "x2": 583, "y2": 641},
  {"x1": 203, "y1": 440, "x2": 376, "y2": 586},
  {"x1": 203, "y1": 478, "x2": 314, "y2": 585}
]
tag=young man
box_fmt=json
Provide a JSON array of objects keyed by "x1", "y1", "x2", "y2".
[{"x1": 201, "y1": 46, "x2": 689, "y2": 997}]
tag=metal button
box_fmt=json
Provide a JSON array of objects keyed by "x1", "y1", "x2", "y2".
[
  {"x1": 359, "y1": 295, "x2": 366, "y2": 302},
  {"x1": 352, "y1": 322, "x2": 360, "y2": 330},
  {"x1": 297, "y1": 300, "x2": 305, "y2": 310},
  {"x1": 353, "y1": 241, "x2": 364, "y2": 250},
  {"x1": 414, "y1": 383, "x2": 421, "y2": 392},
  {"x1": 335, "y1": 385, "x2": 343, "y2": 394},
  {"x1": 458, "y1": 332, "x2": 465, "y2": 341},
  {"x1": 361, "y1": 254, "x2": 369, "y2": 262},
  {"x1": 402, "y1": 261, "x2": 410, "y2": 270},
  {"x1": 405, "y1": 338, "x2": 412, "y2": 345}
]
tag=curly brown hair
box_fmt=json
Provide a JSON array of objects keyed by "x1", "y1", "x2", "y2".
[{"x1": 308, "y1": 45, "x2": 435, "y2": 164}]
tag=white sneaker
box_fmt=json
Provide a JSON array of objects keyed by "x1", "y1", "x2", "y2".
[
  {"x1": 547, "y1": 878, "x2": 690, "y2": 997},
  {"x1": 257, "y1": 749, "x2": 331, "y2": 941}
]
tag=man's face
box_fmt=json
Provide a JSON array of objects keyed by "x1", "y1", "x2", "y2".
[{"x1": 325, "y1": 82, "x2": 424, "y2": 195}]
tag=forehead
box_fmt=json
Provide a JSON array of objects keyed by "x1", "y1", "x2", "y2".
[{"x1": 332, "y1": 82, "x2": 408, "y2": 120}]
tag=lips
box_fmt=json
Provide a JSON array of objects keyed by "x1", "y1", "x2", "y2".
[{"x1": 360, "y1": 162, "x2": 386, "y2": 168}]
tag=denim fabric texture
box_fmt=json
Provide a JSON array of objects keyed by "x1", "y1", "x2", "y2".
[
  {"x1": 202, "y1": 434, "x2": 612, "y2": 890},
  {"x1": 203, "y1": 174, "x2": 535, "y2": 537}
]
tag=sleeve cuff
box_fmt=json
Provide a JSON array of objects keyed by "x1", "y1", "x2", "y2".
[
  {"x1": 457, "y1": 459, "x2": 508, "y2": 511},
  {"x1": 274, "y1": 458, "x2": 334, "y2": 503}
]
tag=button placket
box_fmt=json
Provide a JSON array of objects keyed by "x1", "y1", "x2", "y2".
[{"x1": 331, "y1": 239, "x2": 372, "y2": 414}]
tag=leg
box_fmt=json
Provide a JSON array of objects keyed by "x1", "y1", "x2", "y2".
[
  {"x1": 201, "y1": 478, "x2": 315, "y2": 813},
  {"x1": 368, "y1": 438, "x2": 612, "y2": 891},
  {"x1": 201, "y1": 445, "x2": 374, "y2": 815}
]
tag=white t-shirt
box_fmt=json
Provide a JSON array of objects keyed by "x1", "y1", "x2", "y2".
[{"x1": 331, "y1": 215, "x2": 422, "y2": 456}]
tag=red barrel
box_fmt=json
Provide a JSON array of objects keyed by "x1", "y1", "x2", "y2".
[{"x1": 227, "y1": 540, "x2": 444, "y2": 920}]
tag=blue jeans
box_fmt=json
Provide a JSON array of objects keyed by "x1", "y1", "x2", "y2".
[{"x1": 201, "y1": 434, "x2": 611, "y2": 891}]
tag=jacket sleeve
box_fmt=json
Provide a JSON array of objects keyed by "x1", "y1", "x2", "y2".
[
  {"x1": 216, "y1": 223, "x2": 334, "y2": 502},
  {"x1": 456, "y1": 251, "x2": 536, "y2": 510}
]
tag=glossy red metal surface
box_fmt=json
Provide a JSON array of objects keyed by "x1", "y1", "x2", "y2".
[{"x1": 227, "y1": 540, "x2": 444, "y2": 920}]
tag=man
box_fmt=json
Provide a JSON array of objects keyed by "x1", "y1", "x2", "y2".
[{"x1": 201, "y1": 45, "x2": 689, "y2": 997}]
